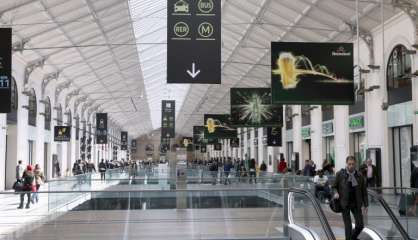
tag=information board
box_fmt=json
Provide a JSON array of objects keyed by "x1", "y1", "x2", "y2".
[{"x1": 167, "y1": 0, "x2": 221, "y2": 84}]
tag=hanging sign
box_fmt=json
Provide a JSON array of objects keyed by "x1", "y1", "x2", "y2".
[
  {"x1": 0, "y1": 28, "x2": 11, "y2": 113},
  {"x1": 167, "y1": 0, "x2": 221, "y2": 84},
  {"x1": 121, "y1": 131, "x2": 128, "y2": 150},
  {"x1": 161, "y1": 100, "x2": 175, "y2": 138},
  {"x1": 54, "y1": 126, "x2": 71, "y2": 142},
  {"x1": 267, "y1": 127, "x2": 282, "y2": 147},
  {"x1": 271, "y1": 42, "x2": 354, "y2": 105},
  {"x1": 96, "y1": 113, "x2": 108, "y2": 144}
]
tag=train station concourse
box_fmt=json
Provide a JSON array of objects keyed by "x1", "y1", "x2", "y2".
[{"x1": 0, "y1": 0, "x2": 418, "y2": 239}]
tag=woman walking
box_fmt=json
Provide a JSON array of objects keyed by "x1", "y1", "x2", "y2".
[{"x1": 31, "y1": 164, "x2": 45, "y2": 204}]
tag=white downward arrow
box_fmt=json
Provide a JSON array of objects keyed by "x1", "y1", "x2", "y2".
[{"x1": 187, "y1": 62, "x2": 201, "y2": 78}]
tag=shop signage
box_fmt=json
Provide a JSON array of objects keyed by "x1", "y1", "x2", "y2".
[
  {"x1": 121, "y1": 131, "x2": 128, "y2": 150},
  {"x1": 0, "y1": 28, "x2": 11, "y2": 113},
  {"x1": 54, "y1": 126, "x2": 71, "y2": 142},
  {"x1": 301, "y1": 127, "x2": 311, "y2": 139},
  {"x1": 167, "y1": 0, "x2": 221, "y2": 84},
  {"x1": 161, "y1": 100, "x2": 175, "y2": 138},
  {"x1": 96, "y1": 113, "x2": 108, "y2": 144},
  {"x1": 322, "y1": 121, "x2": 334, "y2": 136},
  {"x1": 267, "y1": 127, "x2": 282, "y2": 146},
  {"x1": 349, "y1": 115, "x2": 364, "y2": 131},
  {"x1": 271, "y1": 42, "x2": 354, "y2": 105}
]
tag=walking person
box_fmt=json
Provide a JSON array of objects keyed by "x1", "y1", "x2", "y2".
[
  {"x1": 99, "y1": 159, "x2": 107, "y2": 181},
  {"x1": 249, "y1": 158, "x2": 257, "y2": 184},
  {"x1": 31, "y1": 164, "x2": 45, "y2": 204},
  {"x1": 360, "y1": 159, "x2": 379, "y2": 188},
  {"x1": 407, "y1": 162, "x2": 418, "y2": 216},
  {"x1": 259, "y1": 161, "x2": 267, "y2": 182},
  {"x1": 16, "y1": 160, "x2": 25, "y2": 180},
  {"x1": 332, "y1": 156, "x2": 368, "y2": 240},
  {"x1": 278, "y1": 158, "x2": 287, "y2": 174},
  {"x1": 223, "y1": 159, "x2": 233, "y2": 185},
  {"x1": 18, "y1": 165, "x2": 35, "y2": 209}
]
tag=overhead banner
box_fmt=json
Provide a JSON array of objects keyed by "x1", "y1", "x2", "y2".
[
  {"x1": 200, "y1": 145, "x2": 207, "y2": 153},
  {"x1": 230, "y1": 138, "x2": 239, "y2": 148},
  {"x1": 271, "y1": 42, "x2": 354, "y2": 105},
  {"x1": 193, "y1": 126, "x2": 206, "y2": 144},
  {"x1": 96, "y1": 113, "x2": 108, "y2": 144},
  {"x1": 145, "y1": 144, "x2": 154, "y2": 153},
  {"x1": 131, "y1": 139, "x2": 137, "y2": 149},
  {"x1": 160, "y1": 137, "x2": 170, "y2": 154},
  {"x1": 267, "y1": 127, "x2": 282, "y2": 147},
  {"x1": 0, "y1": 28, "x2": 12, "y2": 113},
  {"x1": 54, "y1": 126, "x2": 71, "y2": 142},
  {"x1": 167, "y1": 0, "x2": 221, "y2": 84},
  {"x1": 121, "y1": 131, "x2": 128, "y2": 150},
  {"x1": 230, "y1": 88, "x2": 283, "y2": 127},
  {"x1": 181, "y1": 137, "x2": 193, "y2": 148},
  {"x1": 161, "y1": 100, "x2": 175, "y2": 138},
  {"x1": 204, "y1": 114, "x2": 237, "y2": 140}
]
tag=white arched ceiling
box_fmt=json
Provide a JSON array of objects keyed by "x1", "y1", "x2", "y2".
[{"x1": 2, "y1": 0, "x2": 401, "y2": 137}]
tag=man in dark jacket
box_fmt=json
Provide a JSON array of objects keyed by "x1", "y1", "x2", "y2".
[
  {"x1": 332, "y1": 156, "x2": 368, "y2": 240},
  {"x1": 360, "y1": 158, "x2": 379, "y2": 188}
]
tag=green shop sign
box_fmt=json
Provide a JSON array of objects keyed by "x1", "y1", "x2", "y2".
[
  {"x1": 349, "y1": 115, "x2": 364, "y2": 131},
  {"x1": 301, "y1": 127, "x2": 311, "y2": 139},
  {"x1": 322, "y1": 122, "x2": 334, "y2": 136}
]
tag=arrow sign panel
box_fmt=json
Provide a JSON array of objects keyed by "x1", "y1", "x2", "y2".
[
  {"x1": 167, "y1": 0, "x2": 221, "y2": 84},
  {"x1": 187, "y1": 62, "x2": 201, "y2": 78}
]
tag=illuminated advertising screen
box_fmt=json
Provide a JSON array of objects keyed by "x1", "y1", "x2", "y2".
[{"x1": 271, "y1": 42, "x2": 354, "y2": 105}]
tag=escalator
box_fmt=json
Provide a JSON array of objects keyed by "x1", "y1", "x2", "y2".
[{"x1": 284, "y1": 188, "x2": 414, "y2": 240}]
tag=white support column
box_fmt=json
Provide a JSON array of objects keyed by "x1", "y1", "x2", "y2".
[
  {"x1": 250, "y1": 128, "x2": 255, "y2": 159},
  {"x1": 243, "y1": 127, "x2": 248, "y2": 160},
  {"x1": 292, "y1": 106, "x2": 302, "y2": 169},
  {"x1": 0, "y1": 114, "x2": 7, "y2": 190},
  {"x1": 334, "y1": 106, "x2": 350, "y2": 171},
  {"x1": 365, "y1": 70, "x2": 389, "y2": 186},
  {"x1": 258, "y1": 127, "x2": 263, "y2": 166},
  {"x1": 311, "y1": 106, "x2": 323, "y2": 167},
  {"x1": 35, "y1": 104, "x2": 45, "y2": 170}
]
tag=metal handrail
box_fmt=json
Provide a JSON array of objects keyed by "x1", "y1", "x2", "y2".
[
  {"x1": 367, "y1": 189, "x2": 413, "y2": 240},
  {"x1": 288, "y1": 188, "x2": 336, "y2": 240}
]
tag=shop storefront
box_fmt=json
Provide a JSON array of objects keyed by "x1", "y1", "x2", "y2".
[
  {"x1": 302, "y1": 126, "x2": 311, "y2": 161},
  {"x1": 322, "y1": 121, "x2": 334, "y2": 165},
  {"x1": 349, "y1": 113, "x2": 366, "y2": 164},
  {"x1": 388, "y1": 102, "x2": 414, "y2": 188}
]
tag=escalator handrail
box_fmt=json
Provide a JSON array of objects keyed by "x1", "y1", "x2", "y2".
[
  {"x1": 367, "y1": 189, "x2": 413, "y2": 240},
  {"x1": 288, "y1": 187, "x2": 336, "y2": 240}
]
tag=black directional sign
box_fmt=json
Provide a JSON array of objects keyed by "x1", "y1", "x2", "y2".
[
  {"x1": 96, "y1": 113, "x2": 108, "y2": 144},
  {"x1": 121, "y1": 131, "x2": 128, "y2": 151},
  {"x1": 161, "y1": 100, "x2": 175, "y2": 138},
  {"x1": 167, "y1": 0, "x2": 221, "y2": 84},
  {"x1": 0, "y1": 28, "x2": 12, "y2": 113}
]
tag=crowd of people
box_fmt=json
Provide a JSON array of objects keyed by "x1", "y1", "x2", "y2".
[{"x1": 14, "y1": 161, "x2": 45, "y2": 209}]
